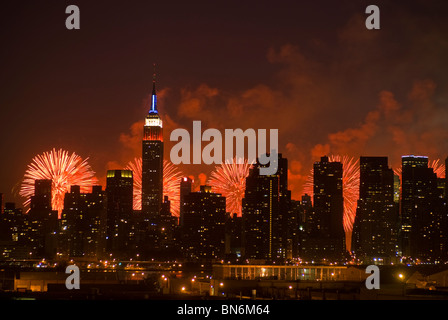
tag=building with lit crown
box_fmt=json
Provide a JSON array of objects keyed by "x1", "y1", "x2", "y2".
[{"x1": 141, "y1": 73, "x2": 164, "y2": 224}]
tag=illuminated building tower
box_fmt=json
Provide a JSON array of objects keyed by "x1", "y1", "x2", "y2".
[
  {"x1": 400, "y1": 156, "x2": 447, "y2": 262},
  {"x1": 242, "y1": 154, "x2": 291, "y2": 263},
  {"x1": 351, "y1": 157, "x2": 398, "y2": 263},
  {"x1": 393, "y1": 174, "x2": 400, "y2": 204},
  {"x1": 302, "y1": 156, "x2": 345, "y2": 262},
  {"x1": 60, "y1": 185, "x2": 106, "y2": 259},
  {"x1": 142, "y1": 73, "x2": 164, "y2": 223},
  {"x1": 182, "y1": 185, "x2": 226, "y2": 261},
  {"x1": 106, "y1": 170, "x2": 133, "y2": 258},
  {"x1": 179, "y1": 177, "x2": 192, "y2": 228}
]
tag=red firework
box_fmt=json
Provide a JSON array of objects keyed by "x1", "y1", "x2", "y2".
[
  {"x1": 20, "y1": 148, "x2": 98, "y2": 217},
  {"x1": 125, "y1": 158, "x2": 183, "y2": 217},
  {"x1": 207, "y1": 158, "x2": 253, "y2": 216},
  {"x1": 303, "y1": 155, "x2": 360, "y2": 233}
]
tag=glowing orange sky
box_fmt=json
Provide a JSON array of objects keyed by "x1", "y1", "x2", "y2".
[{"x1": 1, "y1": 1, "x2": 448, "y2": 205}]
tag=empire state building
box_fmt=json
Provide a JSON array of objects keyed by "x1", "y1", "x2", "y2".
[{"x1": 142, "y1": 73, "x2": 163, "y2": 222}]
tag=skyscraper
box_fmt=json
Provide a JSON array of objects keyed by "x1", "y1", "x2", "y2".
[
  {"x1": 28, "y1": 179, "x2": 58, "y2": 258},
  {"x1": 351, "y1": 157, "x2": 398, "y2": 263},
  {"x1": 60, "y1": 185, "x2": 106, "y2": 259},
  {"x1": 400, "y1": 155, "x2": 447, "y2": 262},
  {"x1": 302, "y1": 156, "x2": 345, "y2": 262},
  {"x1": 106, "y1": 170, "x2": 133, "y2": 258},
  {"x1": 0, "y1": 202, "x2": 29, "y2": 259},
  {"x1": 242, "y1": 154, "x2": 291, "y2": 262},
  {"x1": 142, "y1": 73, "x2": 164, "y2": 223},
  {"x1": 179, "y1": 177, "x2": 193, "y2": 228},
  {"x1": 159, "y1": 195, "x2": 178, "y2": 254},
  {"x1": 182, "y1": 185, "x2": 226, "y2": 261}
]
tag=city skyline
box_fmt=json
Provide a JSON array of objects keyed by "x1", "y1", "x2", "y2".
[
  {"x1": 2, "y1": 1, "x2": 448, "y2": 206},
  {"x1": 3, "y1": 1, "x2": 448, "y2": 306}
]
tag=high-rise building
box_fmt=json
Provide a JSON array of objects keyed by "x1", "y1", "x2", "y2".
[
  {"x1": 182, "y1": 185, "x2": 226, "y2": 261},
  {"x1": 0, "y1": 202, "x2": 30, "y2": 259},
  {"x1": 28, "y1": 179, "x2": 58, "y2": 258},
  {"x1": 30, "y1": 180, "x2": 52, "y2": 214},
  {"x1": 142, "y1": 74, "x2": 164, "y2": 223},
  {"x1": 400, "y1": 155, "x2": 447, "y2": 262},
  {"x1": 302, "y1": 156, "x2": 345, "y2": 262},
  {"x1": 106, "y1": 170, "x2": 133, "y2": 258},
  {"x1": 158, "y1": 195, "x2": 178, "y2": 254},
  {"x1": 225, "y1": 213, "x2": 243, "y2": 261},
  {"x1": 351, "y1": 157, "x2": 398, "y2": 263},
  {"x1": 60, "y1": 185, "x2": 106, "y2": 259},
  {"x1": 179, "y1": 177, "x2": 193, "y2": 228},
  {"x1": 242, "y1": 154, "x2": 291, "y2": 262},
  {"x1": 296, "y1": 195, "x2": 312, "y2": 259},
  {"x1": 393, "y1": 174, "x2": 400, "y2": 204}
]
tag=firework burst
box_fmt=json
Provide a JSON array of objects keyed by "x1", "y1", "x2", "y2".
[
  {"x1": 207, "y1": 158, "x2": 253, "y2": 216},
  {"x1": 125, "y1": 158, "x2": 184, "y2": 217},
  {"x1": 303, "y1": 155, "x2": 360, "y2": 233},
  {"x1": 20, "y1": 148, "x2": 98, "y2": 217}
]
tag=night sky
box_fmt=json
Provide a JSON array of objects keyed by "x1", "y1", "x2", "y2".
[{"x1": 1, "y1": 0, "x2": 448, "y2": 205}]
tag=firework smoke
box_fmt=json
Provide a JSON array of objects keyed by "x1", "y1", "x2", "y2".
[
  {"x1": 208, "y1": 158, "x2": 253, "y2": 216},
  {"x1": 125, "y1": 158, "x2": 184, "y2": 217},
  {"x1": 20, "y1": 148, "x2": 98, "y2": 217}
]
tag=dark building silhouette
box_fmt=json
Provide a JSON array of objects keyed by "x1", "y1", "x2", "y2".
[
  {"x1": 142, "y1": 75, "x2": 163, "y2": 224},
  {"x1": 296, "y1": 195, "x2": 312, "y2": 259},
  {"x1": 301, "y1": 156, "x2": 345, "y2": 262},
  {"x1": 242, "y1": 153, "x2": 291, "y2": 263},
  {"x1": 158, "y1": 195, "x2": 178, "y2": 254},
  {"x1": 182, "y1": 185, "x2": 226, "y2": 261},
  {"x1": 400, "y1": 155, "x2": 448, "y2": 262},
  {"x1": 28, "y1": 179, "x2": 58, "y2": 259},
  {"x1": 179, "y1": 177, "x2": 193, "y2": 228},
  {"x1": 106, "y1": 170, "x2": 133, "y2": 258},
  {"x1": 30, "y1": 180, "x2": 52, "y2": 214},
  {"x1": 60, "y1": 185, "x2": 106, "y2": 259},
  {"x1": 351, "y1": 157, "x2": 398, "y2": 263},
  {"x1": 0, "y1": 203, "x2": 30, "y2": 259},
  {"x1": 225, "y1": 213, "x2": 242, "y2": 261}
]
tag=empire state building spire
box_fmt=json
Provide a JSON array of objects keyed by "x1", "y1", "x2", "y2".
[
  {"x1": 150, "y1": 64, "x2": 158, "y2": 113},
  {"x1": 144, "y1": 64, "x2": 163, "y2": 141}
]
